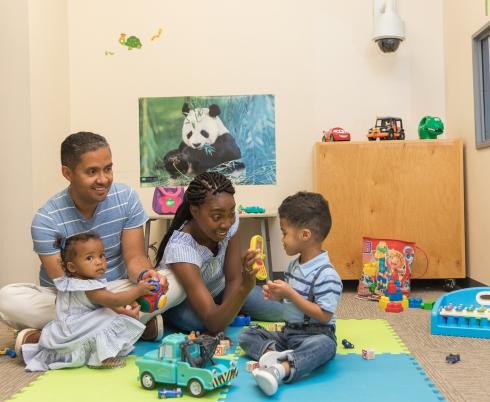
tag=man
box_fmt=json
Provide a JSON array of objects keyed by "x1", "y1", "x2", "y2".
[{"x1": 0, "y1": 132, "x2": 184, "y2": 354}]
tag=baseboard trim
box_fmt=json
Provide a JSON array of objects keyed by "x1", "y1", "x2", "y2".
[{"x1": 271, "y1": 274, "x2": 488, "y2": 290}]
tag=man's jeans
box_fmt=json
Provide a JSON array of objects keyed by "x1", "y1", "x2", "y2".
[
  {"x1": 238, "y1": 324, "x2": 337, "y2": 382},
  {"x1": 163, "y1": 286, "x2": 283, "y2": 332}
]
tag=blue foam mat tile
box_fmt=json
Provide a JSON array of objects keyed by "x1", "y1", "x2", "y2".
[{"x1": 226, "y1": 354, "x2": 445, "y2": 402}]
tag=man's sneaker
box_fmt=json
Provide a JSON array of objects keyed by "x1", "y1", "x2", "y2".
[
  {"x1": 259, "y1": 349, "x2": 293, "y2": 368},
  {"x1": 14, "y1": 328, "x2": 41, "y2": 357},
  {"x1": 252, "y1": 365, "x2": 285, "y2": 396},
  {"x1": 140, "y1": 315, "x2": 164, "y2": 341}
]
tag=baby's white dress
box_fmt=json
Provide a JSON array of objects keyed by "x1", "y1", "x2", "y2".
[{"x1": 23, "y1": 276, "x2": 145, "y2": 371}]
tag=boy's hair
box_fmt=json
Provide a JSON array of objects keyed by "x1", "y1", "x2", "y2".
[
  {"x1": 155, "y1": 172, "x2": 235, "y2": 265},
  {"x1": 54, "y1": 232, "x2": 102, "y2": 274},
  {"x1": 278, "y1": 191, "x2": 332, "y2": 241},
  {"x1": 61, "y1": 132, "x2": 110, "y2": 169}
]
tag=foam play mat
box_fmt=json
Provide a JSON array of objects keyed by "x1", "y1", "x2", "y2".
[{"x1": 7, "y1": 319, "x2": 444, "y2": 402}]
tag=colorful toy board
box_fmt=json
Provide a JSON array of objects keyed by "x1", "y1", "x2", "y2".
[{"x1": 431, "y1": 287, "x2": 490, "y2": 338}]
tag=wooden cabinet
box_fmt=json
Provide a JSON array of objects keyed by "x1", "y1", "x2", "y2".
[{"x1": 313, "y1": 140, "x2": 465, "y2": 280}]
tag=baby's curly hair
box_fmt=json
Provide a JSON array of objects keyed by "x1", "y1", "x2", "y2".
[
  {"x1": 278, "y1": 191, "x2": 332, "y2": 241},
  {"x1": 54, "y1": 233, "x2": 101, "y2": 274}
]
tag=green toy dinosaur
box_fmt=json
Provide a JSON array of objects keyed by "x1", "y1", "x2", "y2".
[{"x1": 418, "y1": 116, "x2": 444, "y2": 139}]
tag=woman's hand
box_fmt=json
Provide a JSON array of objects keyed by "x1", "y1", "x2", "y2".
[
  {"x1": 141, "y1": 269, "x2": 169, "y2": 293},
  {"x1": 240, "y1": 248, "x2": 258, "y2": 293}
]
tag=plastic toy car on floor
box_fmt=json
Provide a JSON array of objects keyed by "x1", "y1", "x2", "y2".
[
  {"x1": 322, "y1": 127, "x2": 351, "y2": 142},
  {"x1": 341, "y1": 339, "x2": 355, "y2": 349},
  {"x1": 367, "y1": 117, "x2": 405, "y2": 141},
  {"x1": 136, "y1": 333, "x2": 238, "y2": 397},
  {"x1": 446, "y1": 353, "x2": 460, "y2": 364},
  {"x1": 158, "y1": 388, "x2": 183, "y2": 399}
]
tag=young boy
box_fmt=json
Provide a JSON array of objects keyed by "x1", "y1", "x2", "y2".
[{"x1": 239, "y1": 191, "x2": 342, "y2": 396}]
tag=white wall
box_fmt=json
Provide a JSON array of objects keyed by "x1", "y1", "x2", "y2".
[
  {"x1": 0, "y1": 0, "x2": 35, "y2": 285},
  {"x1": 443, "y1": 1, "x2": 490, "y2": 285},
  {"x1": 67, "y1": 0, "x2": 445, "y2": 274},
  {"x1": 1, "y1": 0, "x2": 447, "y2": 284},
  {"x1": 0, "y1": 0, "x2": 70, "y2": 286}
]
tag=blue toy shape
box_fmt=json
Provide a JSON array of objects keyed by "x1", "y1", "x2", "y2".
[
  {"x1": 230, "y1": 314, "x2": 251, "y2": 327},
  {"x1": 408, "y1": 297, "x2": 423, "y2": 308}
]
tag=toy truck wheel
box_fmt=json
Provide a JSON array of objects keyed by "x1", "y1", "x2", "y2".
[
  {"x1": 140, "y1": 372, "x2": 156, "y2": 390},
  {"x1": 330, "y1": 134, "x2": 335, "y2": 141},
  {"x1": 188, "y1": 379, "x2": 205, "y2": 397},
  {"x1": 388, "y1": 130, "x2": 394, "y2": 140},
  {"x1": 399, "y1": 131, "x2": 405, "y2": 140}
]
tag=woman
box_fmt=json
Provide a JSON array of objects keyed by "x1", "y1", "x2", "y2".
[{"x1": 156, "y1": 172, "x2": 283, "y2": 333}]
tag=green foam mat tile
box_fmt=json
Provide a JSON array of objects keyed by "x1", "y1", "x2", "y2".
[
  {"x1": 252, "y1": 319, "x2": 408, "y2": 354},
  {"x1": 336, "y1": 319, "x2": 409, "y2": 354},
  {"x1": 7, "y1": 356, "x2": 230, "y2": 402}
]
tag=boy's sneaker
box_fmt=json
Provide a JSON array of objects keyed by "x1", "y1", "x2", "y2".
[
  {"x1": 14, "y1": 328, "x2": 41, "y2": 357},
  {"x1": 259, "y1": 349, "x2": 293, "y2": 368},
  {"x1": 253, "y1": 364, "x2": 286, "y2": 396},
  {"x1": 140, "y1": 315, "x2": 164, "y2": 341}
]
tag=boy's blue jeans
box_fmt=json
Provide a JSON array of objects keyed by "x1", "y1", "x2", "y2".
[
  {"x1": 239, "y1": 324, "x2": 337, "y2": 382},
  {"x1": 163, "y1": 286, "x2": 283, "y2": 332}
]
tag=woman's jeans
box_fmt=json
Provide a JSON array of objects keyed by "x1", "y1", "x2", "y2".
[
  {"x1": 163, "y1": 286, "x2": 283, "y2": 332},
  {"x1": 238, "y1": 324, "x2": 337, "y2": 382}
]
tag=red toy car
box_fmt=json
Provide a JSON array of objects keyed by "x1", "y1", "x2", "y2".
[{"x1": 322, "y1": 127, "x2": 351, "y2": 142}]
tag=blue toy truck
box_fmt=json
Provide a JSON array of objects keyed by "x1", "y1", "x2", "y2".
[{"x1": 136, "y1": 333, "x2": 238, "y2": 397}]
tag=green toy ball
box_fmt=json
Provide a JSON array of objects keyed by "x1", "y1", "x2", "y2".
[{"x1": 418, "y1": 116, "x2": 444, "y2": 139}]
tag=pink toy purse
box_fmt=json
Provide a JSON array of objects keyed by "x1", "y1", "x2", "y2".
[{"x1": 152, "y1": 187, "x2": 184, "y2": 215}]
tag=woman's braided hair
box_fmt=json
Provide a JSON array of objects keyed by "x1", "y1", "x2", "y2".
[{"x1": 155, "y1": 172, "x2": 235, "y2": 265}]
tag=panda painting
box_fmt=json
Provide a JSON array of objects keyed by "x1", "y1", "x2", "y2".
[{"x1": 161, "y1": 103, "x2": 245, "y2": 180}]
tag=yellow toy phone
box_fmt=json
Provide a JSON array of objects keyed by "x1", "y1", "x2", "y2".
[{"x1": 250, "y1": 235, "x2": 267, "y2": 280}]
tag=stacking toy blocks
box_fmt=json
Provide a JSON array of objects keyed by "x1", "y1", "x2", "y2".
[
  {"x1": 431, "y1": 287, "x2": 490, "y2": 339},
  {"x1": 378, "y1": 280, "x2": 407, "y2": 313},
  {"x1": 246, "y1": 361, "x2": 260, "y2": 372},
  {"x1": 214, "y1": 339, "x2": 232, "y2": 356},
  {"x1": 264, "y1": 322, "x2": 285, "y2": 332},
  {"x1": 408, "y1": 297, "x2": 423, "y2": 308},
  {"x1": 0, "y1": 348, "x2": 16, "y2": 358},
  {"x1": 362, "y1": 349, "x2": 375, "y2": 360}
]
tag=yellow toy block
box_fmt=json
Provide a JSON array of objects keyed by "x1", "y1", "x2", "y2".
[
  {"x1": 378, "y1": 296, "x2": 389, "y2": 310},
  {"x1": 402, "y1": 295, "x2": 409, "y2": 310}
]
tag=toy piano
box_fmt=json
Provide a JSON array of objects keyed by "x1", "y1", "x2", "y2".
[{"x1": 431, "y1": 287, "x2": 490, "y2": 339}]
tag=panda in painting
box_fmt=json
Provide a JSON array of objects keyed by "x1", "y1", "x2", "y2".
[{"x1": 161, "y1": 103, "x2": 245, "y2": 179}]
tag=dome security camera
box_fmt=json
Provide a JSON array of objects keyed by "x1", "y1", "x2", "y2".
[{"x1": 373, "y1": 0, "x2": 405, "y2": 53}]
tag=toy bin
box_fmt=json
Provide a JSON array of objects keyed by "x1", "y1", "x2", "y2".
[{"x1": 431, "y1": 287, "x2": 490, "y2": 339}]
